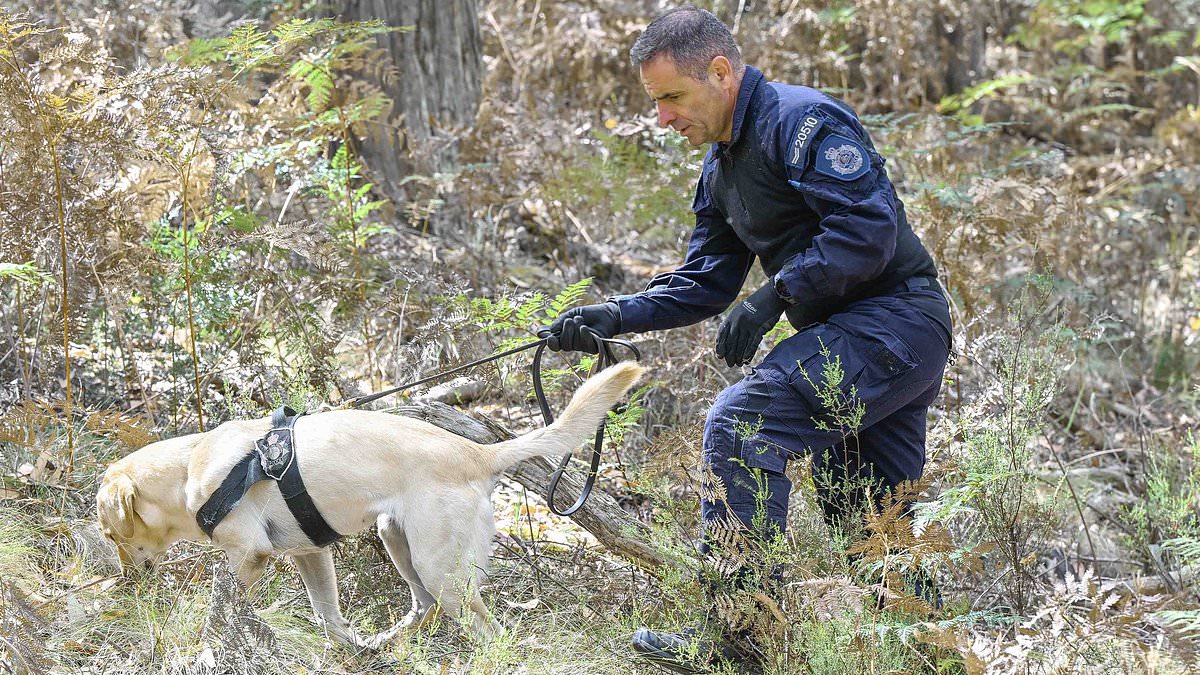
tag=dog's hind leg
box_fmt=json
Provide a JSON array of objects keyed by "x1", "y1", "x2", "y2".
[
  {"x1": 377, "y1": 513, "x2": 438, "y2": 628},
  {"x1": 292, "y1": 549, "x2": 368, "y2": 648},
  {"x1": 404, "y1": 502, "x2": 504, "y2": 642}
]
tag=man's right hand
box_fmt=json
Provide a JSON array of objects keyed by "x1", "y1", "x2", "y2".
[{"x1": 542, "y1": 302, "x2": 621, "y2": 353}]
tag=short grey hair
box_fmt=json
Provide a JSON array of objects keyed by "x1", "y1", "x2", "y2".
[{"x1": 629, "y1": 6, "x2": 744, "y2": 80}]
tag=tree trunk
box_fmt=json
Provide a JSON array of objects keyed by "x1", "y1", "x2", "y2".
[
  {"x1": 391, "y1": 400, "x2": 677, "y2": 573},
  {"x1": 938, "y1": 6, "x2": 988, "y2": 100},
  {"x1": 338, "y1": 0, "x2": 483, "y2": 202}
]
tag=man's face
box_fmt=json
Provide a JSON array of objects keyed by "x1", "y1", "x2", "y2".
[{"x1": 639, "y1": 55, "x2": 739, "y2": 146}]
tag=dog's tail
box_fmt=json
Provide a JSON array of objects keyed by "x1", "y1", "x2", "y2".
[{"x1": 488, "y1": 361, "x2": 644, "y2": 472}]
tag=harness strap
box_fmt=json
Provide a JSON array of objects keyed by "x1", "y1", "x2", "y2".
[
  {"x1": 277, "y1": 432, "x2": 342, "y2": 547},
  {"x1": 196, "y1": 452, "x2": 259, "y2": 537},
  {"x1": 195, "y1": 406, "x2": 342, "y2": 547}
]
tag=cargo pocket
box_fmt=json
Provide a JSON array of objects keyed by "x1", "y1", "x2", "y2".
[
  {"x1": 781, "y1": 325, "x2": 864, "y2": 412},
  {"x1": 785, "y1": 320, "x2": 919, "y2": 425},
  {"x1": 862, "y1": 328, "x2": 919, "y2": 380},
  {"x1": 826, "y1": 315, "x2": 920, "y2": 418},
  {"x1": 738, "y1": 428, "x2": 788, "y2": 474}
]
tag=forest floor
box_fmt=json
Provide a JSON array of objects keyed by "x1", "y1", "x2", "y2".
[{"x1": 4, "y1": 1, "x2": 1200, "y2": 673}]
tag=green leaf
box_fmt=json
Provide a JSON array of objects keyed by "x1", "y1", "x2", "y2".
[
  {"x1": 1063, "y1": 103, "x2": 1150, "y2": 123},
  {"x1": 605, "y1": 383, "x2": 651, "y2": 444},
  {"x1": 1156, "y1": 610, "x2": 1200, "y2": 636},
  {"x1": 0, "y1": 262, "x2": 52, "y2": 285},
  {"x1": 548, "y1": 278, "x2": 594, "y2": 318},
  {"x1": 515, "y1": 293, "x2": 547, "y2": 326},
  {"x1": 937, "y1": 73, "x2": 1036, "y2": 115}
]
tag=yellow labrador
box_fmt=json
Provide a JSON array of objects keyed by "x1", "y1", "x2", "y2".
[{"x1": 97, "y1": 362, "x2": 643, "y2": 647}]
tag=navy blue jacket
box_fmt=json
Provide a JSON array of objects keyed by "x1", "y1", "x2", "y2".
[{"x1": 612, "y1": 66, "x2": 936, "y2": 332}]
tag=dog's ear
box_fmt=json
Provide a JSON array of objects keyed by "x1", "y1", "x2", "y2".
[{"x1": 97, "y1": 472, "x2": 143, "y2": 539}]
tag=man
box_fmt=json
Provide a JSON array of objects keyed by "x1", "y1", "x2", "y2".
[{"x1": 544, "y1": 6, "x2": 952, "y2": 673}]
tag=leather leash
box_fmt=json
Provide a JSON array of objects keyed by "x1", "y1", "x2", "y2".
[
  {"x1": 342, "y1": 337, "x2": 554, "y2": 409},
  {"x1": 341, "y1": 330, "x2": 641, "y2": 516},
  {"x1": 534, "y1": 329, "x2": 640, "y2": 516}
]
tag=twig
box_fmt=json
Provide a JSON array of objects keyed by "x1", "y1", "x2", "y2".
[
  {"x1": 519, "y1": 486, "x2": 544, "y2": 592},
  {"x1": 1044, "y1": 386, "x2": 1097, "y2": 565},
  {"x1": 483, "y1": 9, "x2": 520, "y2": 86},
  {"x1": 969, "y1": 566, "x2": 1013, "y2": 611},
  {"x1": 563, "y1": 207, "x2": 594, "y2": 246},
  {"x1": 32, "y1": 574, "x2": 120, "y2": 610}
]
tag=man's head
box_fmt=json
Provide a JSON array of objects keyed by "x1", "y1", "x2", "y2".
[{"x1": 630, "y1": 6, "x2": 744, "y2": 146}]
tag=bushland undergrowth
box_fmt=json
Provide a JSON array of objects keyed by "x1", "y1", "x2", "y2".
[{"x1": 3, "y1": 0, "x2": 1200, "y2": 673}]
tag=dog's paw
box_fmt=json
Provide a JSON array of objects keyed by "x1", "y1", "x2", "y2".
[
  {"x1": 398, "y1": 607, "x2": 422, "y2": 628},
  {"x1": 357, "y1": 624, "x2": 402, "y2": 651}
]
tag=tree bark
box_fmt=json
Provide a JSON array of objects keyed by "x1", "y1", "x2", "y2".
[
  {"x1": 338, "y1": 0, "x2": 483, "y2": 203},
  {"x1": 938, "y1": 6, "x2": 988, "y2": 100},
  {"x1": 391, "y1": 400, "x2": 676, "y2": 573}
]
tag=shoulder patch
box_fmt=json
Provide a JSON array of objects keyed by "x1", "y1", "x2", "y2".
[
  {"x1": 814, "y1": 134, "x2": 871, "y2": 181},
  {"x1": 785, "y1": 114, "x2": 824, "y2": 169}
]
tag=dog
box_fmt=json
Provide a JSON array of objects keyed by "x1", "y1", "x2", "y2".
[{"x1": 96, "y1": 361, "x2": 643, "y2": 648}]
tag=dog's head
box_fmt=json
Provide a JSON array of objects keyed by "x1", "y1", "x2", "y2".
[{"x1": 96, "y1": 466, "x2": 173, "y2": 572}]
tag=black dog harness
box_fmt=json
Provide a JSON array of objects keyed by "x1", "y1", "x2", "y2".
[{"x1": 195, "y1": 406, "x2": 342, "y2": 547}]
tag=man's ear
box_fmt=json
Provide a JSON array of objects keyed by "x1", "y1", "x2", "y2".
[
  {"x1": 709, "y1": 55, "x2": 733, "y2": 84},
  {"x1": 97, "y1": 473, "x2": 143, "y2": 539}
]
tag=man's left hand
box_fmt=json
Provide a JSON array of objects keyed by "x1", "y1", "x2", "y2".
[{"x1": 715, "y1": 283, "x2": 790, "y2": 367}]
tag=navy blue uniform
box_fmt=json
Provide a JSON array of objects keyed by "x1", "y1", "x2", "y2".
[{"x1": 612, "y1": 66, "x2": 952, "y2": 546}]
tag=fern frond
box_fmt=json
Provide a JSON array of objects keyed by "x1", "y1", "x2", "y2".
[
  {"x1": 548, "y1": 277, "x2": 593, "y2": 317},
  {"x1": 1156, "y1": 610, "x2": 1200, "y2": 637},
  {"x1": 1162, "y1": 536, "x2": 1200, "y2": 565},
  {"x1": 287, "y1": 58, "x2": 334, "y2": 113}
]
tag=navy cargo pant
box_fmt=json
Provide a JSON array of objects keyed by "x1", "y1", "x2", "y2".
[{"x1": 700, "y1": 277, "x2": 952, "y2": 553}]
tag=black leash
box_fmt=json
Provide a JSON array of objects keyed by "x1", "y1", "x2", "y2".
[
  {"x1": 533, "y1": 329, "x2": 640, "y2": 516},
  {"x1": 342, "y1": 330, "x2": 641, "y2": 516},
  {"x1": 342, "y1": 338, "x2": 554, "y2": 409}
]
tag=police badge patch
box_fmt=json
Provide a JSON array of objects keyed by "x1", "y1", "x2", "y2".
[
  {"x1": 256, "y1": 426, "x2": 295, "y2": 481},
  {"x1": 814, "y1": 134, "x2": 871, "y2": 181}
]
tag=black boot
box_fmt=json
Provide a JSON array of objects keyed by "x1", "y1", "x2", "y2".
[{"x1": 631, "y1": 626, "x2": 762, "y2": 674}]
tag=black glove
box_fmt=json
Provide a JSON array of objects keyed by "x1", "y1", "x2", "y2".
[
  {"x1": 542, "y1": 302, "x2": 622, "y2": 353},
  {"x1": 715, "y1": 283, "x2": 789, "y2": 367}
]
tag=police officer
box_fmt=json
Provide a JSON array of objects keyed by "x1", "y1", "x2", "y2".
[{"x1": 544, "y1": 6, "x2": 952, "y2": 672}]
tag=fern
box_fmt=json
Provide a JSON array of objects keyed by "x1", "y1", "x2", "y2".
[
  {"x1": 1156, "y1": 610, "x2": 1200, "y2": 638},
  {"x1": 604, "y1": 382, "x2": 651, "y2": 445},
  {"x1": 0, "y1": 262, "x2": 51, "y2": 285},
  {"x1": 288, "y1": 58, "x2": 335, "y2": 113},
  {"x1": 548, "y1": 277, "x2": 593, "y2": 318},
  {"x1": 937, "y1": 73, "x2": 1037, "y2": 117},
  {"x1": 0, "y1": 582, "x2": 53, "y2": 673},
  {"x1": 515, "y1": 292, "x2": 547, "y2": 326},
  {"x1": 1162, "y1": 536, "x2": 1200, "y2": 564}
]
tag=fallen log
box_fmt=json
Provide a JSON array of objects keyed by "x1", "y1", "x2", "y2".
[{"x1": 390, "y1": 400, "x2": 676, "y2": 573}]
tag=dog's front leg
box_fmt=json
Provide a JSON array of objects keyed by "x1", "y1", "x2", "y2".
[
  {"x1": 226, "y1": 546, "x2": 270, "y2": 588},
  {"x1": 292, "y1": 549, "x2": 369, "y2": 649}
]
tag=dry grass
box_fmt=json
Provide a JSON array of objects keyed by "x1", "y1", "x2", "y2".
[{"x1": 3, "y1": 0, "x2": 1200, "y2": 672}]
